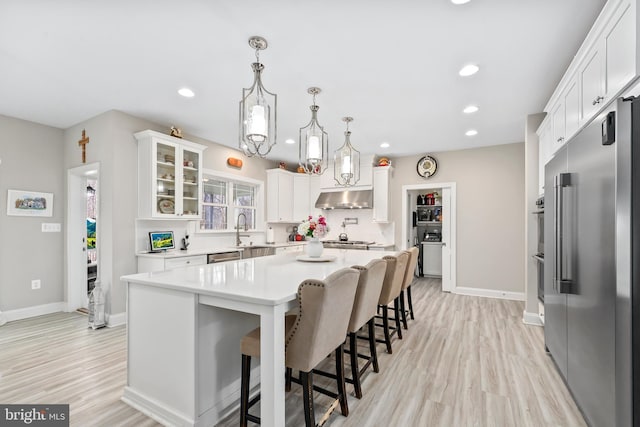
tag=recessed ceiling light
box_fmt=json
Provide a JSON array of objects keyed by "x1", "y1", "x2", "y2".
[
  {"x1": 285, "y1": 138, "x2": 296, "y2": 144},
  {"x1": 178, "y1": 87, "x2": 195, "y2": 98},
  {"x1": 459, "y1": 64, "x2": 479, "y2": 77},
  {"x1": 380, "y1": 142, "x2": 390, "y2": 148},
  {"x1": 463, "y1": 105, "x2": 479, "y2": 114},
  {"x1": 451, "y1": 0, "x2": 471, "y2": 4},
  {"x1": 466, "y1": 129, "x2": 478, "y2": 136}
]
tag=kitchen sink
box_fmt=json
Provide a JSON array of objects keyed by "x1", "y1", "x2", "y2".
[{"x1": 235, "y1": 245, "x2": 276, "y2": 259}]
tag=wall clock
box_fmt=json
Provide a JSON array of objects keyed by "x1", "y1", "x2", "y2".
[{"x1": 416, "y1": 155, "x2": 438, "y2": 178}]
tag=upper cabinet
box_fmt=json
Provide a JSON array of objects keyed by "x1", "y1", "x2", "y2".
[
  {"x1": 266, "y1": 169, "x2": 294, "y2": 223},
  {"x1": 604, "y1": 0, "x2": 637, "y2": 98},
  {"x1": 292, "y1": 174, "x2": 311, "y2": 222},
  {"x1": 135, "y1": 130, "x2": 206, "y2": 219},
  {"x1": 538, "y1": 121, "x2": 552, "y2": 195},
  {"x1": 538, "y1": 0, "x2": 637, "y2": 164},
  {"x1": 372, "y1": 166, "x2": 392, "y2": 223},
  {"x1": 579, "y1": 44, "x2": 605, "y2": 121}
]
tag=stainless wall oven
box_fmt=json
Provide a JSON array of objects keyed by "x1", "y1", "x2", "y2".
[{"x1": 532, "y1": 196, "x2": 544, "y2": 302}]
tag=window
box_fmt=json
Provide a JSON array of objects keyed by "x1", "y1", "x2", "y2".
[{"x1": 200, "y1": 171, "x2": 262, "y2": 231}]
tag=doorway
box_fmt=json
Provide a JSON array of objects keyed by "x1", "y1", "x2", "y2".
[
  {"x1": 401, "y1": 182, "x2": 456, "y2": 293},
  {"x1": 66, "y1": 163, "x2": 100, "y2": 312}
]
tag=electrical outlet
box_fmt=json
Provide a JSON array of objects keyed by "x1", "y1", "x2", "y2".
[{"x1": 31, "y1": 279, "x2": 41, "y2": 290}]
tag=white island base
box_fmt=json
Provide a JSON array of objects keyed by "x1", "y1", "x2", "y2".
[
  {"x1": 121, "y1": 250, "x2": 396, "y2": 426},
  {"x1": 122, "y1": 283, "x2": 289, "y2": 426}
]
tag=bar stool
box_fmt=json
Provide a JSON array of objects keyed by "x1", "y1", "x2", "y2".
[
  {"x1": 313, "y1": 259, "x2": 388, "y2": 400},
  {"x1": 347, "y1": 259, "x2": 387, "y2": 398},
  {"x1": 239, "y1": 267, "x2": 360, "y2": 427},
  {"x1": 399, "y1": 247, "x2": 419, "y2": 329},
  {"x1": 375, "y1": 252, "x2": 409, "y2": 354}
]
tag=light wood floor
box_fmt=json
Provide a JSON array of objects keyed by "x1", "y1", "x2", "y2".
[{"x1": 0, "y1": 278, "x2": 585, "y2": 427}]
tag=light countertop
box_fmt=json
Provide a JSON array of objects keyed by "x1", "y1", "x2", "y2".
[{"x1": 123, "y1": 249, "x2": 398, "y2": 306}]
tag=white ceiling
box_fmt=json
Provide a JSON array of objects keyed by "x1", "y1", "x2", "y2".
[{"x1": 0, "y1": 0, "x2": 607, "y2": 164}]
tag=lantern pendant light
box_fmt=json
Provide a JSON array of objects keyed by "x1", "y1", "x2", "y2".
[
  {"x1": 298, "y1": 87, "x2": 329, "y2": 175},
  {"x1": 334, "y1": 116, "x2": 360, "y2": 186},
  {"x1": 238, "y1": 36, "x2": 277, "y2": 158}
]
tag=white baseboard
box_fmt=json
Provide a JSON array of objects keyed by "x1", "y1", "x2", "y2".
[
  {"x1": 3, "y1": 302, "x2": 66, "y2": 322},
  {"x1": 454, "y1": 286, "x2": 525, "y2": 301},
  {"x1": 122, "y1": 387, "x2": 194, "y2": 427},
  {"x1": 522, "y1": 310, "x2": 544, "y2": 326},
  {"x1": 108, "y1": 312, "x2": 126, "y2": 327}
]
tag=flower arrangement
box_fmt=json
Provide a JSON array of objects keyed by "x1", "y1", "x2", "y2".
[{"x1": 298, "y1": 215, "x2": 328, "y2": 239}]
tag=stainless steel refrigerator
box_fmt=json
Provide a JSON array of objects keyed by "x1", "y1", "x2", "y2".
[{"x1": 544, "y1": 96, "x2": 639, "y2": 427}]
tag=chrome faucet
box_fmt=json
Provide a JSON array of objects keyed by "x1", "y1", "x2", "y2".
[{"x1": 236, "y1": 213, "x2": 250, "y2": 246}]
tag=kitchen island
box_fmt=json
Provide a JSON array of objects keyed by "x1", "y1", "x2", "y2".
[{"x1": 120, "y1": 248, "x2": 396, "y2": 427}]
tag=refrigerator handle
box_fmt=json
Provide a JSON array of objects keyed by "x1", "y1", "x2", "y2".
[{"x1": 555, "y1": 173, "x2": 572, "y2": 294}]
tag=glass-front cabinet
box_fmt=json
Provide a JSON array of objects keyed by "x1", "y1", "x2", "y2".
[{"x1": 135, "y1": 130, "x2": 207, "y2": 219}]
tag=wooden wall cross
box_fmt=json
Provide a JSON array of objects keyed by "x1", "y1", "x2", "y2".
[{"x1": 78, "y1": 129, "x2": 90, "y2": 163}]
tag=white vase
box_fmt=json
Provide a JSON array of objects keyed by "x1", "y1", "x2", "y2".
[{"x1": 306, "y1": 238, "x2": 324, "y2": 258}]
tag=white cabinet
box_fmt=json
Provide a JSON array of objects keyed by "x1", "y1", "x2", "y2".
[
  {"x1": 266, "y1": 169, "x2": 294, "y2": 222},
  {"x1": 564, "y1": 79, "x2": 580, "y2": 138},
  {"x1": 579, "y1": 45, "x2": 605, "y2": 122},
  {"x1": 292, "y1": 174, "x2": 310, "y2": 222},
  {"x1": 135, "y1": 130, "x2": 206, "y2": 219},
  {"x1": 137, "y1": 254, "x2": 206, "y2": 273},
  {"x1": 549, "y1": 77, "x2": 579, "y2": 155},
  {"x1": 542, "y1": 0, "x2": 637, "y2": 139},
  {"x1": 537, "y1": 120, "x2": 552, "y2": 195},
  {"x1": 372, "y1": 166, "x2": 392, "y2": 223},
  {"x1": 604, "y1": 0, "x2": 637, "y2": 99},
  {"x1": 551, "y1": 100, "x2": 566, "y2": 150},
  {"x1": 308, "y1": 175, "x2": 322, "y2": 217},
  {"x1": 578, "y1": 0, "x2": 637, "y2": 125}
]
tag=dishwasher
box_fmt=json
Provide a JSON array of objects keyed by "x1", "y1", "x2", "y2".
[{"x1": 207, "y1": 251, "x2": 242, "y2": 263}]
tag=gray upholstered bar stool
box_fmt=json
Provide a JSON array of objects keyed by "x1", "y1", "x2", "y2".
[
  {"x1": 346, "y1": 258, "x2": 388, "y2": 399},
  {"x1": 239, "y1": 267, "x2": 360, "y2": 427},
  {"x1": 375, "y1": 251, "x2": 409, "y2": 354},
  {"x1": 399, "y1": 246, "x2": 419, "y2": 329}
]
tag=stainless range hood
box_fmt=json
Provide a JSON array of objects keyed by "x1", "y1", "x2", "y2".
[{"x1": 315, "y1": 190, "x2": 373, "y2": 209}]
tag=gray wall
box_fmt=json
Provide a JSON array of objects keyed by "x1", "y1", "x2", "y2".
[
  {"x1": 63, "y1": 110, "x2": 276, "y2": 316},
  {"x1": 390, "y1": 143, "x2": 526, "y2": 294},
  {"x1": 0, "y1": 115, "x2": 65, "y2": 311}
]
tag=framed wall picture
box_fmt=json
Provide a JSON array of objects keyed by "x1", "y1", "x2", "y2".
[{"x1": 6, "y1": 189, "x2": 53, "y2": 217}]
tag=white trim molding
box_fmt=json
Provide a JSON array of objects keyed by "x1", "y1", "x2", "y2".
[
  {"x1": 523, "y1": 310, "x2": 544, "y2": 326},
  {"x1": 454, "y1": 286, "x2": 525, "y2": 301},
  {"x1": 107, "y1": 311, "x2": 127, "y2": 327},
  {"x1": 3, "y1": 302, "x2": 66, "y2": 323}
]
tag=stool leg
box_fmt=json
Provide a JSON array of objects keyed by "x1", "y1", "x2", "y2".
[
  {"x1": 408, "y1": 285, "x2": 415, "y2": 320},
  {"x1": 285, "y1": 367, "x2": 292, "y2": 392},
  {"x1": 240, "y1": 354, "x2": 251, "y2": 427},
  {"x1": 368, "y1": 318, "x2": 379, "y2": 373},
  {"x1": 394, "y1": 297, "x2": 403, "y2": 339},
  {"x1": 400, "y1": 290, "x2": 408, "y2": 330},
  {"x1": 300, "y1": 371, "x2": 316, "y2": 427},
  {"x1": 349, "y1": 332, "x2": 362, "y2": 399},
  {"x1": 335, "y1": 344, "x2": 349, "y2": 416},
  {"x1": 382, "y1": 305, "x2": 392, "y2": 354}
]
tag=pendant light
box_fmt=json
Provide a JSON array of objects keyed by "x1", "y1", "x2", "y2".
[
  {"x1": 298, "y1": 87, "x2": 328, "y2": 174},
  {"x1": 334, "y1": 117, "x2": 360, "y2": 186},
  {"x1": 239, "y1": 36, "x2": 277, "y2": 158}
]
